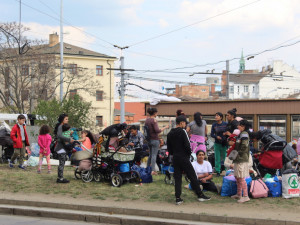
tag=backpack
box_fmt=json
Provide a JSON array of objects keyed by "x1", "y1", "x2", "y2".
[
  {"x1": 143, "y1": 124, "x2": 151, "y2": 142},
  {"x1": 250, "y1": 179, "x2": 269, "y2": 198}
]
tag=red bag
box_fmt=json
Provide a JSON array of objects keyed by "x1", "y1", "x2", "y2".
[
  {"x1": 259, "y1": 150, "x2": 283, "y2": 169},
  {"x1": 250, "y1": 179, "x2": 269, "y2": 198}
]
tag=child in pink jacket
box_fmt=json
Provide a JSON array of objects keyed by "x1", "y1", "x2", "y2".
[{"x1": 37, "y1": 125, "x2": 52, "y2": 173}]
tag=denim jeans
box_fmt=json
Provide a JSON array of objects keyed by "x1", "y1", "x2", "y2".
[{"x1": 147, "y1": 139, "x2": 160, "y2": 171}]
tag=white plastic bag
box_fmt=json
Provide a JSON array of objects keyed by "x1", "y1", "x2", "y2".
[
  {"x1": 27, "y1": 156, "x2": 39, "y2": 167},
  {"x1": 282, "y1": 170, "x2": 300, "y2": 198},
  {"x1": 30, "y1": 143, "x2": 40, "y2": 157}
]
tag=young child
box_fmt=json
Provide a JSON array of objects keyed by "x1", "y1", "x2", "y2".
[
  {"x1": 231, "y1": 120, "x2": 250, "y2": 203},
  {"x1": 226, "y1": 129, "x2": 241, "y2": 157},
  {"x1": 10, "y1": 114, "x2": 30, "y2": 169},
  {"x1": 62, "y1": 124, "x2": 73, "y2": 141},
  {"x1": 37, "y1": 125, "x2": 52, "y2": 173},
  {"x1": 78, "y1": 130, "x2": 95, "y2": 150}
]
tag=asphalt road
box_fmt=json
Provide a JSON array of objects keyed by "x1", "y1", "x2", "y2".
[{"x1": 0, "y1": 214, "x2": 114, "y2": 225}]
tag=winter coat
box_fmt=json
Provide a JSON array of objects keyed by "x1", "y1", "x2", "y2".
[{"x1": 10, "y1": 124, "x2": 30, "y2": 148}]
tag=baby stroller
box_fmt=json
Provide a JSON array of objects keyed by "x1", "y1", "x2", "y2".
[
  {"x1": 0, "y1": 121, "x2": 14, "y2": 163},
  {"x1": 253, "y1": 130, "x2": 297, "y2": 177},
  {"x1": 75, "y1": 123, "x2": 141, "y2": 186}
]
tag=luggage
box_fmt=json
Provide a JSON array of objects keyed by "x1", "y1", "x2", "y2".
[
  {"x1": 259, "y1": 150, "x2": 283, "y2": 169},
  {"x1": 221, "y1": 176, "x2": 252, "y2": 197},
  {"x1": 132, "y1": 165, "x2": 153, "y2": 183},
  {"x1": 249, "y1": 179, "x2": 268, "y2": 198},
  {"x1": 282, "y1": 169, "x2": 300, "y2": 199},
  {"x1": 264, "y1": 176, "x2": 282, "y2": 197}
]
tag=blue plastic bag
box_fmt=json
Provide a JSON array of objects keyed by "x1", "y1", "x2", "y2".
[
  {"x1": 265, "y1": 176, "x2": 282, "y2": 197},
  {"x1": 221, "y1": 176, "x2": 252, "y2": 197},
  {"x1": 119, "y1": 163, "x2": 130, "y2": 172},
  {"x1": 132, "y1": 165, "x2": 153, "y2": 183}
]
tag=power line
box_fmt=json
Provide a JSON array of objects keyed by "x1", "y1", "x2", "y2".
[
  {"x1": 128, "y1": 0, "x2": 262, "y2": 47},
  {"x1": 19, "y1": 0, "x2": 116, "y2": 50}
]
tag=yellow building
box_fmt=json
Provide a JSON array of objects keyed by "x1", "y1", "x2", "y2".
[{"x1": 48, "y1": 33, "x2": 117, "y2": 130}]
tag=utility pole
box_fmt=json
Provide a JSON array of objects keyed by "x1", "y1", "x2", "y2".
[
  {"x1": 120, "y1": 56, "x2": 125, "y2": 123},
  {"x1": 113, "y1": 45, "x2": 129, "y2": 123},
  {"x1": 226, "y1": 60, "x2": 229, "y2": 99},
  {"x1": 30, "y1": 62, "x2": 35, "y2": 113},
  {"x1": 60, "y1": 0, "x2": 64, "y2": 102}
]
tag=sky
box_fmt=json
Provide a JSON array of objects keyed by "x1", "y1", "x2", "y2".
[{"x1": 1, "y1": 0, "x2": 300, "y2": 100}]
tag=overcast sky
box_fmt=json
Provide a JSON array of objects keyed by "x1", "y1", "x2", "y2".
[{"x1": 1, "y1": 0, "x2": 300, "y2": 100}]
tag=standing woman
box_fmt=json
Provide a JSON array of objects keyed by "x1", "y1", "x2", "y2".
[
  {"x1": 54, "y1": 113, "x2": 73, "y2": 183},
  {"x1": 211, "y1": 112, "x2": 228, "y2": 176},
  {"x1": 231, "y1": 120, "x2": 251, "y2": 203},
  {"x1": 145, "y1": 107, "x2": 169, "y2": 175},
  {"x1": 224, "y1": 108, "x2": 239, "y2": 137},
  {"x1": 186, "y1": 112, "x2": 207, "y2": 153}
]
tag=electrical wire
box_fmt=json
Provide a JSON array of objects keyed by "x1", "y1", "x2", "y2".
[
  {"x1": 128, "y1": 0, "x2": 262, "y2": 47},
  {"x1": 126, "y1": 83, "x2": 168, "y2": 95}
]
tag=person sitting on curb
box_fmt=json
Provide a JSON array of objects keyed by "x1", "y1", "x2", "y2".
[{"x1": 185, "y1": 150, "x2": 220, "y2": 193}]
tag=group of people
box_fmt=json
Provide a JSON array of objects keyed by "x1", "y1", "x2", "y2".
[
  {"x1": 9, "y1": 113, "x2": 95, "y2": 184},
  {"x1": 143, "y1": 107, "x2": 252, "y2": 205}
]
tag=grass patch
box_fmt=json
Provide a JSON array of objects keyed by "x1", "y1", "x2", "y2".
[{"x1": 0, "y1": 164, "x2": 300, "y2": 209}]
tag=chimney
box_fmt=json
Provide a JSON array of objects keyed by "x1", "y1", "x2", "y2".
[
  {"x1": 221, "y1": 70, "x2": 227, "y2": 96},
  {"x1": 49, "y1": 33, "x2": 59, "y2": 47},
  {"x1": 211, "y1": 83, "x2": 216, "y2": 95}
]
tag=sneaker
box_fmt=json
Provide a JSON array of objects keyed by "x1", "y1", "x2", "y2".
[
  {"x1": 56, "y1": 178, "x2": 70, "y2": 183},
  {"x1": 237, "y1": 196, "x2": 250, "y2": 203},
  {"x1": 175, "y1": 198, "x2": 183, "y2": 205},
  {"x1": 231, "y1": 195, "x2": 241, "y2": 200},
  {"x1": 9, "y1": 163, "x2": 14, "y2": 168},
  {"x1": 18, "y1": 165, "x2": 26, "y2": 170},
  {"x1": 198, "y1": 193, "x2": 211, "y2": 202},
  {"x1": 47, "y1": 170, "x2": 51, "y2": 174}
]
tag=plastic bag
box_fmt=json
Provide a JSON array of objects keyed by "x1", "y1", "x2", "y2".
[
  {"x1": 132, "y1": 165, "x2": 153, "y2": 183},
  {"x1": 30, "y1": 143, "x2": 40, "y2": 157},
  {"x1": 265, "y1": 176, "x2": 282, "y2": 197},
  {"x1": 282, "y1": 169, "x2": 300, "y2": 198},
  {"x1": 221, "y1": 176, "x2": 252, "y2": 197},
  {"x1": 27, "y1": 156, "x2": 39, "y2": 167}
]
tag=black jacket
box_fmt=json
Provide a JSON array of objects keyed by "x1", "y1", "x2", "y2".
[{"x1": 167, "y1": 127, "x2": 191, "y2": 158}]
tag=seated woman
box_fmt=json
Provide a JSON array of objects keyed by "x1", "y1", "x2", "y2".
[{"x1": 185, "y1": 150, "x2": 219, "y2": 193}]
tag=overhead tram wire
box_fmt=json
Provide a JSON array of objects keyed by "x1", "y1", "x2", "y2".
[{"x1": 128, "y1": 0, "x2": 262, "y2": 48}]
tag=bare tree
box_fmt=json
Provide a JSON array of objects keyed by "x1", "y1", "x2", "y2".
[{"x1": 0, "y1": 22, "x2": 101, "y2": 113}]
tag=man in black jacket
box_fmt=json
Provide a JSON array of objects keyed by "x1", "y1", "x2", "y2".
[{"x1": 167, "y1": 115, "x2": 211, "y2": 205}]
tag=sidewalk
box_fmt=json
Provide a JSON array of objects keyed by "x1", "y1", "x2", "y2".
[{"x1": 0, "y1": 192, "x2": 299, "y2": 225}]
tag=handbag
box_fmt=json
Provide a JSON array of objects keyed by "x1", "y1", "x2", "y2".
[
  {"x1": 250, "y1": 179, "x2": 269, "y2": 198},
  {"x1": 228, "y1": 150, "x2": 238, "y2": 160}
]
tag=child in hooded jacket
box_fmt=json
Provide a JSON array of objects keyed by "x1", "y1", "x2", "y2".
[{"x1": 37, "y1": 125, "x2": 52, "y2": 173}]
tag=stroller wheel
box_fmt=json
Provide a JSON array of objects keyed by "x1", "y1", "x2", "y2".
[
  {"x1": 74, "y1": 168, "x2": 81, "y2": 180},
  {"x1": 131, "y1": 170, "x2": 141, "y2": 183},
  {"x1": 93, "y1": 171, "x2": 103, "y2": 182},
  {"x1": 81, "y1": 170, "x2": 94, "y2": 183},
  {"x1": 111, "y1": 174, "x2": 123, "y2": 187}
]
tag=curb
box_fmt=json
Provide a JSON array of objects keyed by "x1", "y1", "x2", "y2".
[{"x1": 0, "y1": 199, "x2": 299, "y2": 225}]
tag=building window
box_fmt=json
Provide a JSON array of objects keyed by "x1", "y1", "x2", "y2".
[
  {"x1": 96, "y1": 116, "x2": 103, "y2": 126},
  {"x1": 244, "y1": 85, "x2": 249, "y2": 92},
  {"x1": 4, "y1": 67, "x2": 9, "y2": 89},
  {"x1": 21, "y1": 90, "x2": 29, "y2": 101},
  {"x1": 21, "y1": 65, "x2": 29, "y2": 76},
  {"x1": 292, "y1": 115, "x2": 300, "y2": 140},
  {"x1": 229, "y1": 86, "x2": 234, "y2": 93},
  {"x1": 69, "y1": 89, "x2": 77, "y2": 99},
  {"x1": 69, "y1": 64, "x2": 77, "y2": 74},
  {"x1": 96, "y1": 90, "x2": 103, "y2": 101},
  {"x1": 237, "y1": 86, "x2": 240, "y2": 94},
  {"x1": 201, "y1": 89, "x2": 206, "y2": 92},
  {"x1": 259, "y1": 115, "x2": 286, "y2": 140},
  {"x1": 96, "y1": 65, "x2": 103, "y2": 76},
  {"x1": 39, "y1": 63, "x2": 49, "y2": 74}
]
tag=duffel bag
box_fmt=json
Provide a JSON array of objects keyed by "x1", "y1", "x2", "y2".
[
  {"x1": 265, "y1": 176, "x2": 282, "y2": 197},
  {"x1": 250, "y1": 179, "x2": 268, "y2": 198}
]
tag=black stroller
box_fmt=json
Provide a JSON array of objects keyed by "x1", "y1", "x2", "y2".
[
  {"x1": 253, "y1": 130, "x2": 297, "y2": 177},
  {"x1": 0, "y1": 122, "x2": 14, "y2": 163}
]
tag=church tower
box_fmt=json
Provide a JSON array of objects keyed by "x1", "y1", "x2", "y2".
[{"x1": 238, "y1": 50, "x2": 245, "y2": 73}]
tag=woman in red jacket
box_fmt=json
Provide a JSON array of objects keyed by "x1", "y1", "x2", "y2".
[{"x1": 10, "y1": 114, "x2": 30, "y2": 169}]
